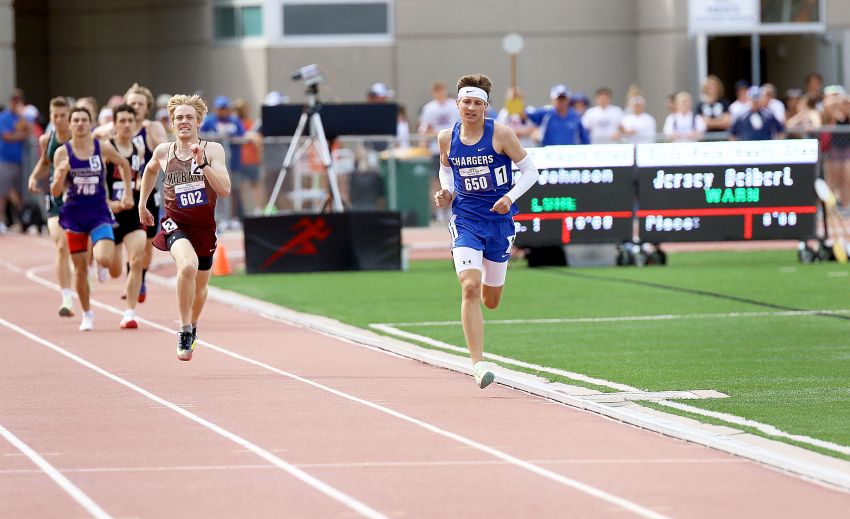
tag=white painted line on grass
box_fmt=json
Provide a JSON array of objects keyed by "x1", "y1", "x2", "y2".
[
  {"x1": 373, "y1": 323, "x2": 850, "y2": 459},
  {"x1": 0, "y1": 316, "x2": 387, "y2": 519},
  {"x1": 20, "y1": 266, "x2": 671, "y2": 519},
  {"x1": 0, "y1": 421, "x2": 112, "y2": 519},
  {"x1": 377, "y1": 308, "x2": 850, "y2": 327}
]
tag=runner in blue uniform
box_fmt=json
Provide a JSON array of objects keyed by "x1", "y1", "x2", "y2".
[
  {"x1": 433, "y1": 74, "x2": 540, "y2": 389},
  {"x1": 51, "y1": 107, "x2": 133, "y2": 331}
]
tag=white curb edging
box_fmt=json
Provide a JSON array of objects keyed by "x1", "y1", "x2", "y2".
[{"x1": 147, "y1": 272, "x2": 850, "y2": 493}]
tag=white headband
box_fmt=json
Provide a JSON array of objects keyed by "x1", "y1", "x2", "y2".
[{"x1": 457, "y1": 87, "x2": 488, "y2": 103}]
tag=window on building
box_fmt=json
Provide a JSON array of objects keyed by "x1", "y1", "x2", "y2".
[
  {"x1": 760, "y1": 0, "x2": 821, "y2": 24},
  {"x1": 281, "y1": 1, "x2": 391, "y2": 39},
  {"x1": 215, "y1": 5, "x2": 263, "y2": 39}
]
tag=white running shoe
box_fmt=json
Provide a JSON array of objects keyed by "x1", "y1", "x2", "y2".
[
  {"x1": 472, "y1": 361, "x2": 495, "y2": 389},
  {"x1": 79, "y1": 312, "x2": 94, "y2": 331},
  {"x1": 97, "y1": 266, "x2": 108, "y2": 283},
  {"x1": 58, "y1": 295, "x2": 74, "y2": 317}
]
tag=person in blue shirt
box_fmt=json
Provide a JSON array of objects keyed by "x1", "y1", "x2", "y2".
[
  {"x1": 730, "y1": 86, "x2": 784, "y2": 141},
  {"x1": 0, "y1": 89, "x2": 31, "y2": 233},
  {"x1": 526, "y1": 84, "x2": 590, "y2": 146},
  {"x1": 201, "y1": 96, "x2": 245, "y2": 227},
  {"x1": 433, "y1": 74, "x2": 540, "y2": 389}
]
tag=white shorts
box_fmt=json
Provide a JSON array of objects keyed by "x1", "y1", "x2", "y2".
[{"x1": 452, "y1": 246, "x2": 508, "y2": 287}]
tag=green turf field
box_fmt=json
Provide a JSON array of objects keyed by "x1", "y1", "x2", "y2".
[{"x1": 211, "y1": 249, "x2": 850, "y2": 460}]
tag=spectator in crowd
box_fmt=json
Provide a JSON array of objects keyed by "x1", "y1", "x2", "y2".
[
  {"x1": 786, "y1": 94, "x2": 822, "y2": 133},
  {"x1": 201, "y1": 95, "x2": 245, "y2": 229},
  {"x1": 728, "y1": 80, "x2": 752, "y2": 123},
  {"x1": 366, "y1": 82, "x2": 393, "y2": 103},
  {"x1": 527, "y1": 84, "x2": 589, "y2": 146},
  {"x1": 696, "y1": 75, "x2": 731, "y2": 131},
  {"x1": 730, "y1": 86, "x2": 784, "y2": 141},
  {"x1": 804, "y1": 71, "x2": 824, "y2": 108},
  {"x1": 23, "y1": 105, "x2": 44, "y2": 139},
  {"x1": 0, "y1": 88, "x2": 31, "y2": 233},
  {"x1": 232, "y1": 99, "x2": 264, "y2": 216},
  {"x1": 496, "y1": 87, "x2": 535, "y2": 146},
  {"x1": 663, "y1": 91, "x2": 705, "y2": 142},
  {"x1": 785, "y1": 89, "x2": 803, "y2": 120},
  {"x1": 761, "y1": 83, "x2": 786, "y2": 123},
  {"x1": 623, "y1": 84, "x2": 643, "y2": 113},
  {"x1": 821, "y1": 90, "x2": 850, "y2": 211},
  {"x1": 418, "y1": 80, "x2": 459, "y2": 153},
  {"x1": 619, "y1": 96, "x2": 656, "y2": 143},
  {"x1": 396, "y1": 103, "x2": 410, "y2": 149},
  {"x1": 569, "y1": 92, "x2": 590, "y2": 116},
  {"x1": 581, "y1": 87, "x2": 624, "y2": 143}
]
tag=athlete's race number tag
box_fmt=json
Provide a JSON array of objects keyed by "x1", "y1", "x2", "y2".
[
  {"x1": 73, "y1": 175, "x2": 99, "y2": 196},
  {"x1": 459, "y1": 166, "x2": 494, "y2": 193},
  {"x1": 161, "y1": 217, "x2": 179, "y2": 233},
  {"x1": 111, "y1": 180, "x2": 135, "y2": 201},
  {"x1": 175, "y1": 181, "x2": 208, "y2": 208}
]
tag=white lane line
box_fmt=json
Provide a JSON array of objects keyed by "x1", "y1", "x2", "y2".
[
  {"x1": 21, "y1": 266, "x2": 669, "y2": 519},
  {"x1": 0, "y1": 317, "x2": 387, "y2": 519},
  {"x1": 0, "y1": 458, "x2": 748, "y2": 475},
  {"x1": 0, "y1": 422, "x2": 112, "y2": 519},
  {"x1": 372, "y1": 324, "x2": 850, "y2": 458},
  {"x1": 377, "y1": 309, "x2": 850, "y2": 327}
]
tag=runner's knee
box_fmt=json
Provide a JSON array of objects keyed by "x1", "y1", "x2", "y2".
[{"x1": 460, "y1": 277, "x2": 481, "y2": 300}]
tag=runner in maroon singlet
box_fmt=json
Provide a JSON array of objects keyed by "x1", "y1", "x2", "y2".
[{"x1": 139, "y1": 95, "x2": 231, "y2": 361}]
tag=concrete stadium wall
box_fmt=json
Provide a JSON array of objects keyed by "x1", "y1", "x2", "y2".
[
  {"x1": 0, "y1": 0, "x2": 16, "y2": 100},
  {"x1": 9, "y1": 0, "x2": 849, "y2": 126},
  {"x1": 15, "y1": 0, "x2": 212, "y2": 113}
]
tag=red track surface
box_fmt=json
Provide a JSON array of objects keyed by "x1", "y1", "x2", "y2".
[{"x1": 2, "y1": 233, "x2": 849, "y2": 518}]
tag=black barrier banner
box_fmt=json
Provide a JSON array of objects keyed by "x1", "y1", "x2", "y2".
[
  {"x1": 635, "y1": 140, "x2": 819, "y2": 242},
  {"x1": 512, "y1": 145, "x2": 635, "y2": 247},
  {"x1": 243, "y1": 211, "x2": 401, "y2": 273}
]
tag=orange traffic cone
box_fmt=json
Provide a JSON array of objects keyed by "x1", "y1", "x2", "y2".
[{"x1": 212, "y1": 244, "x2": 233, "y2": 276}]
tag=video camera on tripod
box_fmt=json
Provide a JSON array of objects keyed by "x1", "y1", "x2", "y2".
[
  {"x1": 291, "y1": 64, "x2": 323, "y2": 88},
  {"x1": 263, "y1": 64, "x2": 399, "y2": 215}
]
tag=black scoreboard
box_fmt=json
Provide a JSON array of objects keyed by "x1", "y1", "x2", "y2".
[
  {"x1": 513, "y1": 145, "x2": 635, "y2": 247},
  {"x1": 635, "y1": 140, "x2": 819, "y2": 242}
]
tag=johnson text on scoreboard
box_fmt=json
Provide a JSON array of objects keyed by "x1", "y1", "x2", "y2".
[{"x1": 513, "y1": 144, "x2": 635, "y2": 247}]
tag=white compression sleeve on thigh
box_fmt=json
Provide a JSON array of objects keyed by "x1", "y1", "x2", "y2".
[
  {"x1": 505, "y1": 154, "x2": 539, "y2": 202},
  {"x1": 439, "y1": 163, "x2": 455, "y2": 193},
  {"x1": 482, "y1": 259, "x2": 508, "y2": 287},
  {"x1": 452, "y1": 247, "x2": 483, "y2": 275}
]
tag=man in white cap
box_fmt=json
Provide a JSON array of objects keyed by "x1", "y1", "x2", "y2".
[{"x1": 526, "y1": 84, "x2": 589, "y2": 146}]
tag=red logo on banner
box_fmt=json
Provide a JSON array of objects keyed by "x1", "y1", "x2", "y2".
[{"x1": 262, "y1": 217, "x2": 332, "y2": 269}]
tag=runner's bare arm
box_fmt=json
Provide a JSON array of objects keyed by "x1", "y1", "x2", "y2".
[
  {"x1": 92, "y1": 121, "x2": 114, "y2": 140},
  {"x1": 50, "y1": 146, "x2": 69, "y2": 198},
  {"x1": 27, "y1": 134, "x2": 51, "y2": 192},
  {"x1": 145, "y1": 120, "x2": 168, "y2": 149},
  {"x1": 101, "y1": 140, "x2": 134, "y2": 209},
  {"x1": 193, "y1": 141, "x2": 231, "y2": 198},
  {"x1": 139, "y1": 143, "x2": 166, "y2": 226},
  {"x1": 434, "y1": 129, "x2": 454, "y2": 208},
  {"x1": 491, "y1": 122, "x2": 539, "y2": 214}
]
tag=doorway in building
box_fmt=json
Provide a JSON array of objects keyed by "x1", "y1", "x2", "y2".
[{"x1": 707, "y1": 34, "x2": 821, "y2": 103}]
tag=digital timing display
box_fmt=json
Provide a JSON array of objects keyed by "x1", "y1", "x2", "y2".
[
  {"x1": 635, "y1": 140, "x2": 819, "y2": 242},
  {"x1": 513, "y1": 145, "x2": 635, "y2": 247}
]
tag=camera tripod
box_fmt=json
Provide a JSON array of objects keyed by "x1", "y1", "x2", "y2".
[{"x1": 264, "y1": 84, "x2": 344, "y2": 214}]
